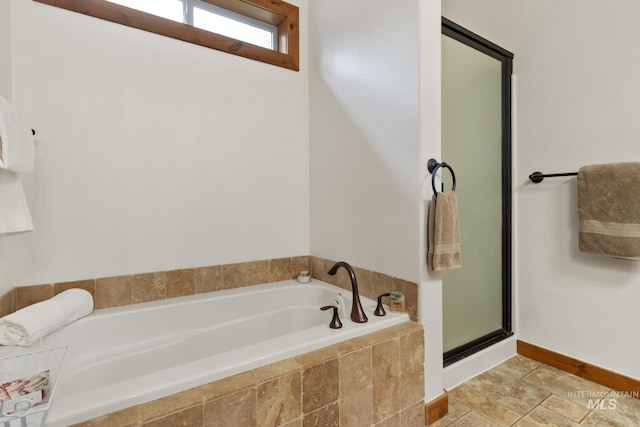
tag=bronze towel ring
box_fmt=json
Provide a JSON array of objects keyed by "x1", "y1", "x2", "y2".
[{"x1": 427, "y1": 158, "x2": 456, "y2": 195}]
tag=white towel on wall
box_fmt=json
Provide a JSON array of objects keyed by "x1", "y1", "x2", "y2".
[
  {"x1": 0, "y1": 289, "x2": 94, "y2": 347},
  {"x1": 0, "y1": 93, "x2": 34, "y2": 173},
  {"x1": 0, "y1": 169, "x2": 33, "y2": 234}
]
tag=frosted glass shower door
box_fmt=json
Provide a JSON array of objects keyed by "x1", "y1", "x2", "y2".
[{"x1": 441, "y1": 19, "x2": 513, "y2": 365}]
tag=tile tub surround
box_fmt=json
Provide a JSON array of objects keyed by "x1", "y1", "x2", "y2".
[
  {"x1": 69, "y1": 321, "x2": 425, "y2": 427},
  {"x1": 0, "y1": 256, "x2": 419, "y2": 321}
]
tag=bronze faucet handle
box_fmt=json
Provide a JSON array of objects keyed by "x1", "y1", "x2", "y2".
[
  {"x1": 374, "y1": 293, "x2": 392, "y2": 316},
  {"x1": 320, "y1": 305, "x2": 343, "y2": 329}
]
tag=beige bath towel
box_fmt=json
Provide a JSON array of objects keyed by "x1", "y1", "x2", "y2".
[
  {"x1": 427, "y1": 192, "x2": 462, "y2": 271},
  {"x1": 578, "y1": 162, "x2": 640, "y2": 259}
]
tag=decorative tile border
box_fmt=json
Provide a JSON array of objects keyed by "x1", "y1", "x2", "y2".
[{"x1": 0, "y1": 256, "x2": 419, "y2": 321}]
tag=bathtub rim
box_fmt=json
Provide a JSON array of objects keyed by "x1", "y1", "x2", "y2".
[{"x1": 43, "y1": 279, "x2": 410, "y2": 426}]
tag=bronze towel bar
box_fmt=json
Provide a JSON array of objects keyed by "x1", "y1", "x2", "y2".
[{"x1": 529, "y1": 171, "x2": 578, "y2": 183}]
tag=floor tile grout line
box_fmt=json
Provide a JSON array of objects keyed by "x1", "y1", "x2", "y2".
[
  {"x1": 460, "y1": 361, "x2": 599, "y2": 427},
  {"x1": 464, "y1": 364, "x2": 554, "y2": 420},
  {"x1": 446, "y1": 356, "x2": 638, "y2": 427}
]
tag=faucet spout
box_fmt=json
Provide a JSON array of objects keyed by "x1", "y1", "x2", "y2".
[{"x1": 327, "y1": 261, "x2": 368, "y2": 323}]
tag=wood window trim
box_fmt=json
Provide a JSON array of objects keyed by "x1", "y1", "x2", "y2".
[{"x1": 33, "y1": 0, "x2": 300, "y2": 71}]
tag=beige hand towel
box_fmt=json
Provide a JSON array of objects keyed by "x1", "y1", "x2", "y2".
[
  {"x1": 578, "y1": 162, "x2": 640, "y2": 259},
  {"x1": 427, "y1": 192, "x2": 462, "y2": 271}
]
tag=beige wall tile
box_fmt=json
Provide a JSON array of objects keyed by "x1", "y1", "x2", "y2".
[
  {"x1": 222, "y1": 262, "x2": 248, "y2": 289},
  {"x1": 400, "y1": 367, "x2": 425, "y2": 409},
  {"x1": 204, "y1": 388, "x2": 257, "y2": 427},
  {"x1": 0, "y1": 289, "x2": 15, "y2": 317},
  {"x1": 270, "y1": 258, "x2": 291, "y2": 282},
  {"x1": 400, "y1": 401, "x2": 426, "y2": 427},
  {"x1": 199, "y1": 371, "x2": 256, "y2": 402},
  {"x1": 16, "y1": 284, "x2": 53, "y2": 310},
  {"x1": 310, "y1": 257, "x2": 325, "y2": 281},
  {"x1": 131, "y1": 273, "x2": 166, "y2": 304},
  {"x1": 143, "y1": 405, "x2": 203, "y2": 427},
  {"x1": 280, "y1": 419, "x2": 303, "y2": 427},
  {"x1": 340, "y1": 387, "x2": 372, "y2": 427},
  {"x1": 139, "y1": 388, "x2": 204, "y2": 422},
  {"x1": 374, "y1": 413, "x2": 401, "y2": 427},
  {"x1": 248, "y1": 260, "x2": 271, "y2": 286},
  {"x1": 353, "y1": 266, "x2": 373, "y2": 299},
  {"x1": 372, "y1": 376, "x2": 401, "y2": 424},
  {"x1": 372, "y1": 338, "x2": 400, "y2": 385},
  {"x1": 257, "y1": 372, "x2": 302, "y2": 427},
  {"x1": 165, "y1": 269, "x2": 195, "y2": 298},
  {"x1": 290, "y1": 256, "x2": 311, "y2": 278},
  {"x1": 371, "y1": 271, "x2": 393, "y2": 300},
  {"x1": 302, "y1": 358, "x2": 339, "y2": 413},
  {"x1": 54, "y1": 279, "x2": 95, "y2": 296},
  {"x1": 72, "y1": 323, "x2": 423, "y2": 427},
  {"x1": 71, "y1": 406, "x2": 141, "y2": 427},
  {"x1": 392, "y1": 277, "x2": 418, "y2": 321},
  {"x1": 366, "y1": 325, "x2": 404, "y2": 346},
  {"x1": 253, "y1": 359, "x2": 302, "y2": 384},
  {"x1": 95, "y1": 275, "x2": 131, "y2": 309},
  {"x1": 391, "y1": 322, "x2": 423, "y2": 335},
  {"x1": 335, "y1": 266, "x2": 351, "y2": 292},
  {"x1": 195, "y1": 266, "x2": 223, "y2": 293},
  {"x1": 400, "y1": 329, "x2": 424, "y2": 374},
  {"x1": 303, "y1": 402, "x2": 339, "y2": 427},
  {"x1": 296, "y1": 347, "x2": 339, "y2": 369},
  {"x1": 340, "y1": 347, "x2": 372, "y2": 397},
  {"x1": 322, "y1": 259, "x2": 339, "y2": 286},
  {"x1": 332, "y1": 336, "x2": 370, "y2": 356}
]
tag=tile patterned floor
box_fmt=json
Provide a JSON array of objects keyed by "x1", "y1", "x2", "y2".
[{"x1": 431, "y1": 355, "x2": 640, "y2": 427}]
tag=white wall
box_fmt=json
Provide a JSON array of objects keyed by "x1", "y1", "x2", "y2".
[
  {"x1": 2, "y1": 0, "x2": 309, "y2": 289},
  {"x1": 0, "y1": 0, "x2": 11, "y2": 100},
  {"x1": 0, "y1": 0, "x2": 13, "y2": 292},
  {"x1": 309, "y1": 0, "x2": 421, "y2": 282},
  {"x1": 516, "y1": 0, "x2": 640, "y2": 379},
  {"x1": 420, "y1": 0, "x2": 446, "y2": 402},
  {"x1": 445, "y1": 0, "x2": 640, "y2": 379},
  {"x1": 309, "y1": 0, "x2": 445, "y2": 403}
]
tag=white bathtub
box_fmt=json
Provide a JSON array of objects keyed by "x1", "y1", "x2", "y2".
[{"x1": 32, "y1": 279, "x2": 408, "y2": 426}]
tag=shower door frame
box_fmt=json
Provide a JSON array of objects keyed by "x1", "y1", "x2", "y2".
[{"x1": 441, "y1": 17, "x2": 514, "y2": 367}]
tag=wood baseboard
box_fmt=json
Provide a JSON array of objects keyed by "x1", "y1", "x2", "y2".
[
  {"x1": 425, "y1": 390, "x2": 448, "y2": 425},
  {"x1": 517, "y1": 340, "x2": 639, "y2": 396}
]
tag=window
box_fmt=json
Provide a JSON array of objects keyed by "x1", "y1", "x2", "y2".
[{"x1": 33, "y1": 0, "x2": 299, "y2": 71}]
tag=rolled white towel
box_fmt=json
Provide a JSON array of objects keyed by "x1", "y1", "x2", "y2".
[{"x1": 0, "y1": 288, "x2": 94, "y2": 346}]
